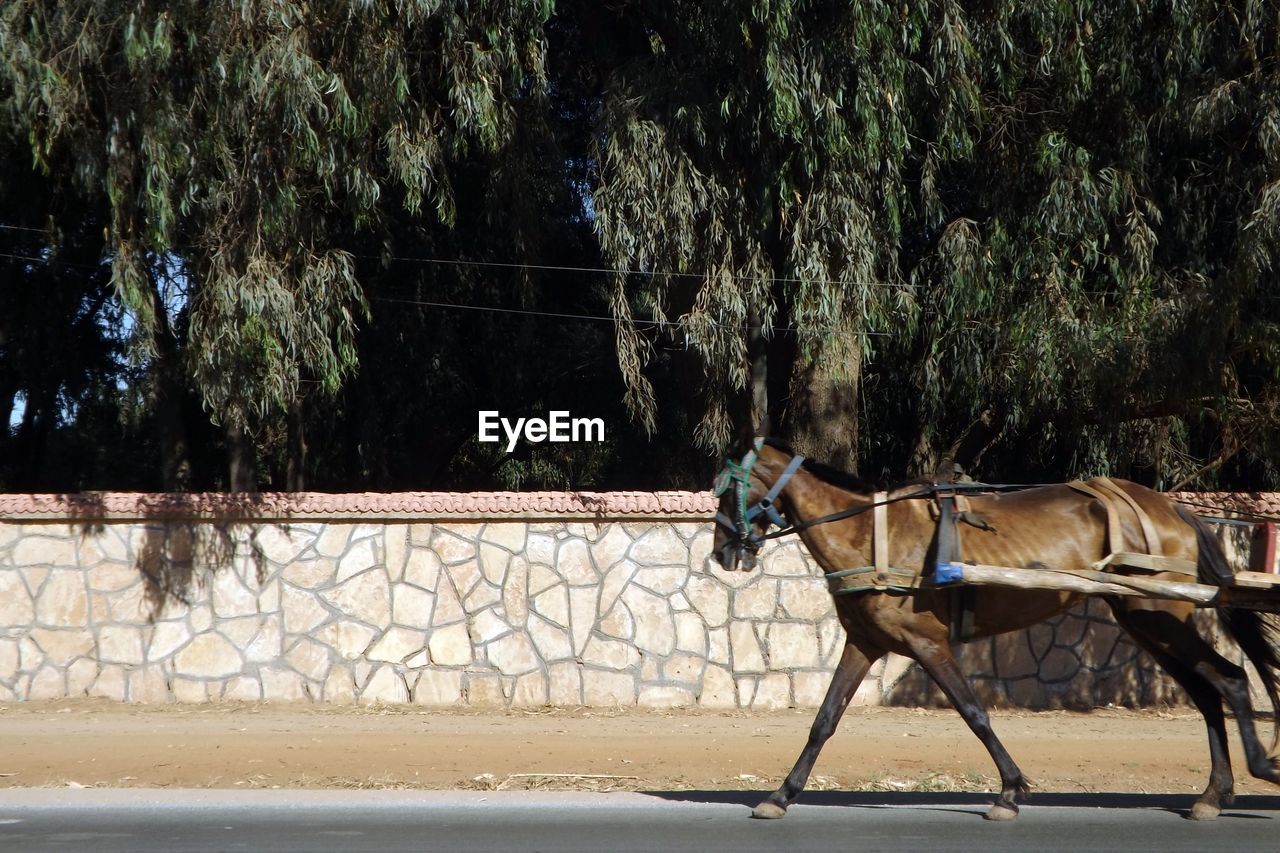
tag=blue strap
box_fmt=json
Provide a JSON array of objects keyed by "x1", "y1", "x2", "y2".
[{"x1": 935, "y1": 562, "x2": 967, "y2": 584}]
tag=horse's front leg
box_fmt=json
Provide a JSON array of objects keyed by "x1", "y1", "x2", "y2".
[
  {"x1": 752, "y1": 641, "x2": 880, "y2": 819},
  {"x1": 910, "y1": 640, "x2": 1030, "y2": 821}
]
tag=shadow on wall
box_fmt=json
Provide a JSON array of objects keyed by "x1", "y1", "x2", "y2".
[
  {"x1": 65, "y1": 492, "x2": 266, "y2": 622},
  {"x1": 882, "y1": 601, "x2": 1181, "y2": 710}
]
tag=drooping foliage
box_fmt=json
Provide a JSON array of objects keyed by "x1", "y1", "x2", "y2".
[{"x1": 2, "y1": 1, "x2": 1280, "y2": 492}]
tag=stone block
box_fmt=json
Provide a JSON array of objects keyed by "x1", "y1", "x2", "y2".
[
  {"x1": 414, "y1": 669, "x2": 463, "y2": 705},
  {"x1": 282, "y1": 559, "x2": 337, "y2": 589},
  {"x1": 511, "y1": 671, "x2": 548, "y2": 706},
  {"x1": 29, "y1": 628, "x2": 94, "y2": 666},
  {"x1": 779, "y1": 578, "x2": 832, "y2": 621},
  {"x1": 589, "y1": 525, "x2": 631, "y2": 570},
  {"x1": 469, "y1": 608, "x2": 511, "y2": 644},
  {"x1": 569, "y1": 586, "x2": 599, "y2": 654},
  {"x1": 638, "y1": 684, "x2": 695, "y2": 708},
  {"x1": 548, "y1": 662, "x2": 581, "y2": 705},
  {"x1": 528, "y1": 614, "x2": 574, "y2": 661},
  {"x1": 599, "y1": 602, "x2": 634, "y2": 640},
  {"x1": 481, "y1": 522, "x2": 528, "y2": 554},
  {"x1": 392, "y1": 584, "x2": 435, "y2": 628},
  {"x1": 315, "y1": 525, "x2": 352, "y2": 559},
  {"x1": 487, "y1": 634, "x2": 540, "y2": 676},
  {"x1": 631, "y1": 564, "x2": 689, "y2": 596},
  {"x1": 404, "y1": 548, "x2": 443, "y2": 592},
  {"x1": 287, "y1": 637, "x2": 334, "y2": 681},
  {"x1": 0, "y1": 570, "x2": 34, "y2": 627},
  {"x1": 175, "y1": 633, "x2": 244, "y2": 678},
  {"x1": 662, "y1": 654, "x2": 705, "y2": 684},
  {"x1": 792, "y1": 671, "x2": 832, "y2": 707},
  {"x1": 384, "y1": 524, "x2": 409, "y2": 581},
  {"x1": 245, "y1": 615, "x2": 284, "y2": 663},
  {"x1": 212, "y1": 570, "x2": 259, "y2": 618},
  {"x1": 428, "y1": 622, "x2": 472, "y2": 666},
  {"x1": 361, "y1": 666, "x2": 409, "y2": 704},
  {"x1": 282, "y1": 584, "x2": 331, "y2": 635},
  {"x1": 432, "y1": 530, "x2": 476, "y2": 565},
  {"x1": 629, "y1": 527, "x2": 688, "y2": 565},
  {"x1": 764, "y1": 622, "x2": 820, "y2": 669},
  {"x1": 503, "y1": 556, "x2": 530, "y2": 629},
  {"x1": 172, "y1": 678, "x2": 210, "y2": 703},
  {"x1": 730, "y1": 622, "x2": 766, "y2": 673},
  {"x1": 314, "y1": 620, "x2": 378, "y2": 661},
  {"x1": 582, "y1": 636, "x2": 640, "y2": 671},
  {"x1": 90, "y1": 665, "x2": 127, "y2": 701},
  {"x1": 732, "y1": 579, "x2": 777, "y2": 619},
  {"x1": 752, "y1": 672, "x2": 791, "y2": 709},
  {"x1": 320, "y1": 570, "x2": 391, "y2": 627},
  {"x1": 336, "y1": 539, "x2": 378, "y2": 584},
  {"x1": 256, "y1": 525, "x2": 313, "y2": 566},
  {"x1": 620, "y1": 586, "x2": 673, "y2": 656},
  {"x1": 88, "y1": 563, "x2": 141, "y2": 593},
  {"x1": 14, "y1": 535, "x2": 78, "y2": 568},
  {"x1": 97, "y1": 625, "x2": 145, "y2": 665},
  {"x1": 582, "y1": 670, "x2": 635, "y2": 706},
  {"x1": 225, "y1": 676, "x2": 265, "y2": 702},
  {"x1": 526, "y1": 533, "x2": 557, "y2": 566},
  {"x1": 699, "y1": 665, "x2": 737, "y2": 709},
  {"x1": 674, "y1": 612, "x2": 707, "y2": 656},
  {"x1": 466, "y1": 673, "x2": 507, "y2": 707},
  {"x1": 262, "y1": 667, "x2": 308, "y2": 702},
  {"x1": 531, "y1": 583, "x2": 570, "y2": 627},
  {"x1": 478, "y1": 543, "x2": 510, "y2": 586},
  {"x1": 67, "y1": 657, "x2": 99, "y2": 696},
  {"x1": 558, "y1": 539, "x2": 598, "y2": 586},
  {"x1": 36, "y1": 570, "x2": 89, "y2": 627},
  {"x1": 684, "y1": 576, "x2": 729, "y2": 628},
  {"x1": 147, "y1": 620, "x2": 191, "y2": 662}
]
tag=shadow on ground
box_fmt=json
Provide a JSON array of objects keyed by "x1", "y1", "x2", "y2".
[{"x1": 644, "y1": 789, "x2": 1280, "y2": 819}]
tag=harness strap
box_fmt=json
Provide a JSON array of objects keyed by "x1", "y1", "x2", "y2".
[
  {"x1": 1068, "y1": 479, "x2": 1126, "y2": 553},
  {"x1": 1092, "y1": 476, "x2": 1163, "y2": 556},
  {"x1": 747, "y1": 453, "x2": 806, "y2": 529},
  {"x1": 873, "y1": 491, "x2": 890, "y2": 584}
]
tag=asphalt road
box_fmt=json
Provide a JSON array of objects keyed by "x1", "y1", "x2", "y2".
[{"x1": 1, "y1": 789, "x2": 1278, "y2": 852}]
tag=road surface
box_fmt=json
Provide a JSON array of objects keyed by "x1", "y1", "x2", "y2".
[{"x1": 0, "y1": 789, "x2": 1277, "y2": 852}]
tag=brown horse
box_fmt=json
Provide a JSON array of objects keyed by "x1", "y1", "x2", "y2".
[{"x1": 711, "y1": 438, "x2": 1280, "y2": 821}]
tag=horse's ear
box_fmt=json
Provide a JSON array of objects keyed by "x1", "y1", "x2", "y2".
[{"x1": 754, "y1": 410, "x2": 772, "y2": 441}]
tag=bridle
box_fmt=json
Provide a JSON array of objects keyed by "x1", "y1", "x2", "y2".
[{"x1": 712, "y1": 438, "x2": 808, "y2": 556}]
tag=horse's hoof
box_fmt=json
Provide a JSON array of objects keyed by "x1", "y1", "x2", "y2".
[
  {"x1": 751, "y1": 802, "x2": 787, "y2": 820},
  {"x1": 984, "y1": 803, "x2": 1019, "y2": 822},
  {"x1": 1188, "y1": 802, "x2": 1221, "y2": 821}
]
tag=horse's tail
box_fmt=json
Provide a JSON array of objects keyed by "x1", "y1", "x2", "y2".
[{"x1": 1180, "y1": 505, "x2": 1280, "y2": 753}]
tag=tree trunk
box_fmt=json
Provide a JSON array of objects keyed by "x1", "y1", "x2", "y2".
[
  {"x1": 286, "y1": 397, "x2": 307, "y2": 491},
  {"x1": 779, "y1": 331, "x2": 861, "y2": 473},
  {"x1": 147, "y1": 269, "x2": 191, "y2": 491},
  {"x1": 225, "y1": 420, "x2": 257, "y2": 492}
]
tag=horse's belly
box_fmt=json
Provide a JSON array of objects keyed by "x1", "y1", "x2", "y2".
[{"x1": 969, "y1": 589, "x2": 1087, "y2": 638}]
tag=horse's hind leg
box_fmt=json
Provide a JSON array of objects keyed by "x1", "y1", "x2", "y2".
[
  {"x1": 909, "y1": 641, "x2": 1030, "y2": 821},
  {"x1": 752, "y1": 642, "x2": 880, "y2": 820},
  {"x1": 1112, "y1": 604, "x2": 1280, "y2": 818}
]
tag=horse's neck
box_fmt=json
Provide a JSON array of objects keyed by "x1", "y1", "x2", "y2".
[{"x1": 778, "y1": 467, "x2": 876, "y2": 567}]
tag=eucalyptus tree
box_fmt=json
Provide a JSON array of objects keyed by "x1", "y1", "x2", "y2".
[
  {"x1": 1, "y1": 0, "x2": 551, "y2": 488},
  {"x1": 583, "y1": 1, "x2": 1280, "y2": 488}
]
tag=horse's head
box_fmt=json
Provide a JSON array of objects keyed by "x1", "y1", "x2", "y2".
[{"x1": 711, "y1": 439, "x2": 802, "y2": 572}]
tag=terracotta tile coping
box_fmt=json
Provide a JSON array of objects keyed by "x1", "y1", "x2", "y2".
[
  {"x1": 0, "y1": 490, "x2": 1274, "y2": 523},
  {"x1": 0, "y1": 491, "x2": 720, "y2": 522}
]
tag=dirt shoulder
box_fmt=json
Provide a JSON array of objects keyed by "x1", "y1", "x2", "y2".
[{"x1": 1, "y1": 700, "x2": 1276, "y2": 797}]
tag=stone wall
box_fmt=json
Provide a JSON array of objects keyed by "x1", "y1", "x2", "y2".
[{"x1": 0, "y1": 491, "x2": 1275, "y2": 709}]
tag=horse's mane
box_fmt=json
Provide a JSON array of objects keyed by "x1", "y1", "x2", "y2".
[{"x1": 762, "y1": 438, "x2": 876, "y2": 494}]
